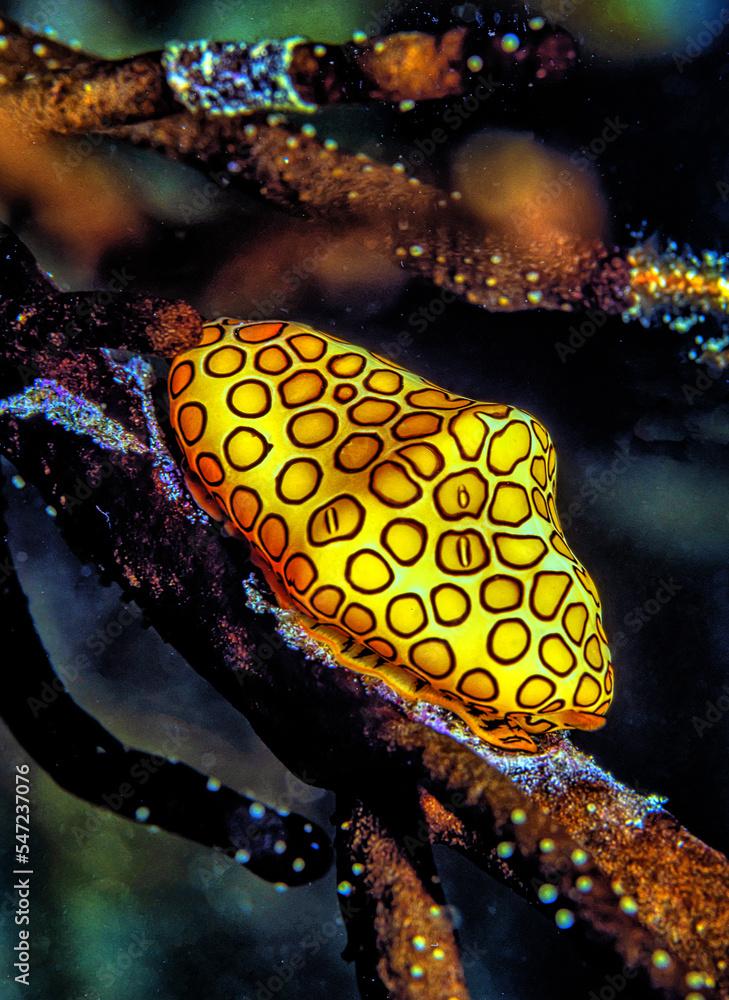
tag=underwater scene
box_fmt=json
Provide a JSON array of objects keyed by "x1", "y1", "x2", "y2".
[{"x1": 0, "y1": 1, "x2": 728, "y2": 998}]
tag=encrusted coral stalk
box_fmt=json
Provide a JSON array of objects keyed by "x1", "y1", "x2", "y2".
[
  {"x1": 0, "y1": 11, "x2": 629, "y2": 321},
  {"x1": 0, "y1": 16, "x2": 171, "y2": 131},
  {"x1": 0, "y1": 12, "x2": 576, "y2": 124},
  {"x1": 117, "y1": 112, "x2": 632, "y2": 315},
  {"x1": 407, "y1": 732, "x2": 728, "y2": 992},
  {"x1": 4, "y1": 11, "x2": 729, "y2": 369},
  {"x1": 161, "y1": 16, "x2": 577, "y2": 116},
  {"x1": 335, "y1": 791, "x2": 470, "y2": 999},
  {"x1": 0, "y1": 54, "x2": 170, "y2": 133}
]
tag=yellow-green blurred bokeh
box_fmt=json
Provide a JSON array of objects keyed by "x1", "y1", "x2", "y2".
[{"x1": 550, "y1": 0, "x2": 728, "y2": 59}]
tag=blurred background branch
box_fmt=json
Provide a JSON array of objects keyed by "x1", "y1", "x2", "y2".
[{"x1": 2, "y1": 9, "x2": 728, "y2": 365}]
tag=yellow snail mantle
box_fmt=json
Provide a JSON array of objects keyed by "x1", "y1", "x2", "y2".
[{"x1": 168, "y1": 319, "x2": 614, "y2": 752}]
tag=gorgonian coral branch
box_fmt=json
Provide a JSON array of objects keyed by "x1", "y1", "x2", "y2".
[
  {"x1": 0, "y1": 228, "x2": 726, "y2": 998},
  {"x1": 1, "y1": 13, "x2": 728, "y2": 368},
  {"x1": 0, "y1": 11, "x2": 576, "y2": 123},
  {"x1": 115, "y1": 114, "x2": 729, "y2": 367},
  {"x1": 335, "y1": 790, "x2": 470, "y2": 1000},
  {"x1": 117, "y1": 113, "x2": 632, "y2": 311},
  {"x1": 161, "y1": 13, "x2": 577, "y2": 116}
]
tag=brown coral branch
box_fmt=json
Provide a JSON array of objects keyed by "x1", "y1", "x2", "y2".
[
  {"x1": 0, "y1": 229, "x2": 726, "y2": 998},
  {"x1": 115, "y1": 113, "x2": 632, "y2": 316},
  {"x1": 411, "y1": 743, "x2": 729, "y2": 990},
  {"x1": 0, "y1": 12, "x2": 575, "y2": 122},
  {"x1": 0, "y1": 13, "x2": 169, "y2": 130},
  {"x1": 189, "y1": 19, "x2": 577, "y2": 110},
  {"x1": 336, "y1": 789, "x2": 469, "y2": 999},
  {"x1": 5, "y1": 9, "x2": 727, "y2": 351},
  {"x1": 0, "y1": 13, "x2": 631, "y2": 319},
  {"x1": 0, "y1": 55, "x2": 172, "y2": 134}
]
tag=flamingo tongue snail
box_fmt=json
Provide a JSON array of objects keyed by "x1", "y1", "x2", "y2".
[{"x1": 168, "y1": 319, "x2": 614, "y2": 752}]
